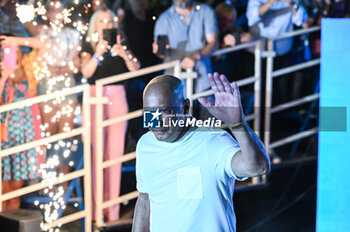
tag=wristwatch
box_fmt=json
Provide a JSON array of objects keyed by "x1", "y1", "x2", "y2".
[{"x1": 228, "y1": 117, "x2": 247, "y2": 131}]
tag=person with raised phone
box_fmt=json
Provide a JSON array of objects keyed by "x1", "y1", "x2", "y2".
[
  {"x1": 152, "y1": 0, "x2": 218, "y2": 93},
  {"x1": 80, "y1": 8, "x2": 141, "y2": 222}
]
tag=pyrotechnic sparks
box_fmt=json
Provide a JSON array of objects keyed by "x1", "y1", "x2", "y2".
[
  {"x1": 14, "y1": 0, "x2": 91, "y2": 231},
  {"x1": 15, "y1": 4, "x2": 35, "y2": 23}
]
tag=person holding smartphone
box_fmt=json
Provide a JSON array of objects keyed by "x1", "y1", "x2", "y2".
[
  {"x1": 80, "y1": 8, "x2": 140, "y2": 222},
  {"x1": 153, "y1": 0, "x2": 218, "y2": 93}
]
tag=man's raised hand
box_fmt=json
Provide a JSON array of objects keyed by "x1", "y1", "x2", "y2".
[{"x1": 198, "y1": 73, "x2": 244, "y2": 125}]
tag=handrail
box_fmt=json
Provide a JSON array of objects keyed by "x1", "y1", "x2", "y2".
[
  {"x1": 271, "y1": 26, "x2": 321, "y2": 41},
  {"x1": 0, "y1": 85, "x2": 87, "y2": 113},
  {"x1": 269, "y1": 127, "x2": 319, "y2": 150},
  {"x1": 1, "y1": 169, "x2": 86, "y2": 201},
  {"x1": 272, "y1": 59, "x2": 320, "y2": 78},
  {"x1": 271, "y1": 93, "x2": 319, "y2": 114},
  {"x1": 212, "y1": 41, "x2": 261, "y2": 56},
  {"x1": 102, "y1": 109, "x2": 143, "y2": 128},
  {"x1": 191, "y1": 76, "x2": 258, "y2": 100},
  {"x1": 0, "y1": 128, "x2": 84, "y2": 158},
  {"x1": 95, "y1": 60, "x2": 181, "y2": 86}
]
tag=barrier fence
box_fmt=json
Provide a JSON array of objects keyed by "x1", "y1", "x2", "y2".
[
  {"x1": 264, "y1": 26, "x2": 321, "y2": 154},
  {"x1": 0, "y1": 85, "x2": 92, "y2": 232}
]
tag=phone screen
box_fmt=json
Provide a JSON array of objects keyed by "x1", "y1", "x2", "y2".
[
  {"x1": 157, "y1": 35, "x2": 169, "y2": 56},
  {"x1": 3, "y1": 46, "x2": 17, "y2": 70},
  {"x1": 103, "y1": 28, "x2": 117, "y2": 46}
]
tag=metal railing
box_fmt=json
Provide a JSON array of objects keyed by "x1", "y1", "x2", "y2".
[
  {"x1": 0, "y1": 85, "x2": 92, "y2": 231},
  {"x1": 264, "y1": 26, "x2": 321, "y2": 154}
]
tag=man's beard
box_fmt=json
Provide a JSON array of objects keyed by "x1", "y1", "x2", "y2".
[{"x1": 173, "y1": 0, "x2": 194, "y2": 8}]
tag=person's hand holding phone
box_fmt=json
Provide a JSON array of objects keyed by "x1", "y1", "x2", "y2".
[
  {"x1": 153, "y1": 35, "x2": 170, "y2": 57},
  {"x1": 0, "y1": 35, "x2": 18, "y2": 48},
  {"x1": 95, "y1": 39, "x2": 109, "y2": 57},
  {"x1": 111, "y1": 35, "x2": 128, "y2": 60},
  {"x1": 152, "y1": 41, "x2": 159, "y2": 54}
]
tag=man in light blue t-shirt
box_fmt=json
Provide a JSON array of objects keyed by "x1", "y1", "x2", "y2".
[{"x1": 132, "y1": 72, "x2": 270, "y2": 232}]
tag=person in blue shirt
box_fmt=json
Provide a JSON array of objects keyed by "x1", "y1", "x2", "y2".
[
  {"x1": 153, "y1": 0, "x2": 218, "y2": 93},
  {"x1": 132, "y1": 73, "x2": 270, "y2": 232},
  {"x1": 246, "y1": 0, "x2": 308, "y2": 55}
]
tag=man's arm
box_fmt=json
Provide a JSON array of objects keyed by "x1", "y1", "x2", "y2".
[
  {"x1": 259, "y1": 0, "x2": 278, "y2": 16},
  {"x1": 132, "y1": 192, "x2": 150, "y2": 232},
  {"x1": 230, "y1": 121, "x2": 270, "y2": 177},
  {"x1": 198, "y1": 73, "x2": 270, "y2": 178},
  {"x1": 247, "y1": 0, "x2": 278, "y2": 27}
]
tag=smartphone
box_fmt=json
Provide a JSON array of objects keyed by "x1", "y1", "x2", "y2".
[
  {"x1": 3, "y1": 46, "x2": 17, "y2": 70},
  {"x1": 157, "y1": 35, "x2": 169, "y2": 56},
  {"x1": 103, "y1": 28, "x2": 117, "y2": 46}
]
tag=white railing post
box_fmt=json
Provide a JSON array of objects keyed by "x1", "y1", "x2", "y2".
[
  {"x1": 185, "y1": 69, "x2": 194, "y2": 115},
  {"x1": 82, "y1": 85, "x2": 92, "y2": 232},
  {"x1": 95, "y1": 83, "x2": 104, "y2": 227},
  {"x1": 252, "y1": 42, "x2": 262, "y2": 185},
  {"x1": 173, "y1": 60, "x2": 181, "y2": 78},
  {"x1": 254, "y1": 42, "x2": 262, "y2": 136},
  {"x1": 264, "y1": 39, "x2": 274, "y2": 155}
]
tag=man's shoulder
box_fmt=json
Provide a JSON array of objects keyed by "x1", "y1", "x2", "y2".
[
  {"x1": 157, "y1": 6, "x2": 175, "y2": 21},
  {"x1": 196, "y1": 3, "x2": 215, "y2": 14},
  {"x1": 197, "y1": 3, "x2": 214, "y2": 11}
]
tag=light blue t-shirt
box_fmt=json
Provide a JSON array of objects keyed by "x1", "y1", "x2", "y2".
[{"x1": 136, "y1": 128, "x2": 246, "y2": 232}]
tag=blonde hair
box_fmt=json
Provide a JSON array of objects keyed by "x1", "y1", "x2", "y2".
[
  {"x1": 215, "y1": 3, "x2": 237, "y2": 24},
  {"x1": 86, "y1": 8, "x2": 118, "y2": 50}
]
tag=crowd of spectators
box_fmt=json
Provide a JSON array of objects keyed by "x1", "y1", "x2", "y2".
[{"x1": 0, "y1": 0, "x2": 349, "y2": 222}]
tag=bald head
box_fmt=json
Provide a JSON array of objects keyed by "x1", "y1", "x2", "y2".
[
  {"x1": 143, "y1": 75, "x2": 189, "y2": 142},
  {"x1": 143, "y1": 75, "x2": 185, "y2": 108}
]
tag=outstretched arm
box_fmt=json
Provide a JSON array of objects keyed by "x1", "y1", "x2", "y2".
[
  {"x1": 132, "y1": 192, "x2": 150, "y2": 232},
  {"x1": 0, "y1": 35, "x2": 48, "y2": 50},
  {"x1": 198, "y1": 73, "x2": 270, "y2": 178}
]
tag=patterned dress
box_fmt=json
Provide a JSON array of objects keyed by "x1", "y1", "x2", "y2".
[{"x1": 1, "y1": 81, "x2": 39, "y2": 181}]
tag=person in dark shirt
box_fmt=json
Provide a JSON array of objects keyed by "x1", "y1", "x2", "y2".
[{"x1": 80, "y1": 7, "x2": 140, "y2": 222}]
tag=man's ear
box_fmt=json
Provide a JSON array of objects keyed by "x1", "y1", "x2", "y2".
[{"x1": 183, "y1": 98, "x2": 190, "y2": 114}]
